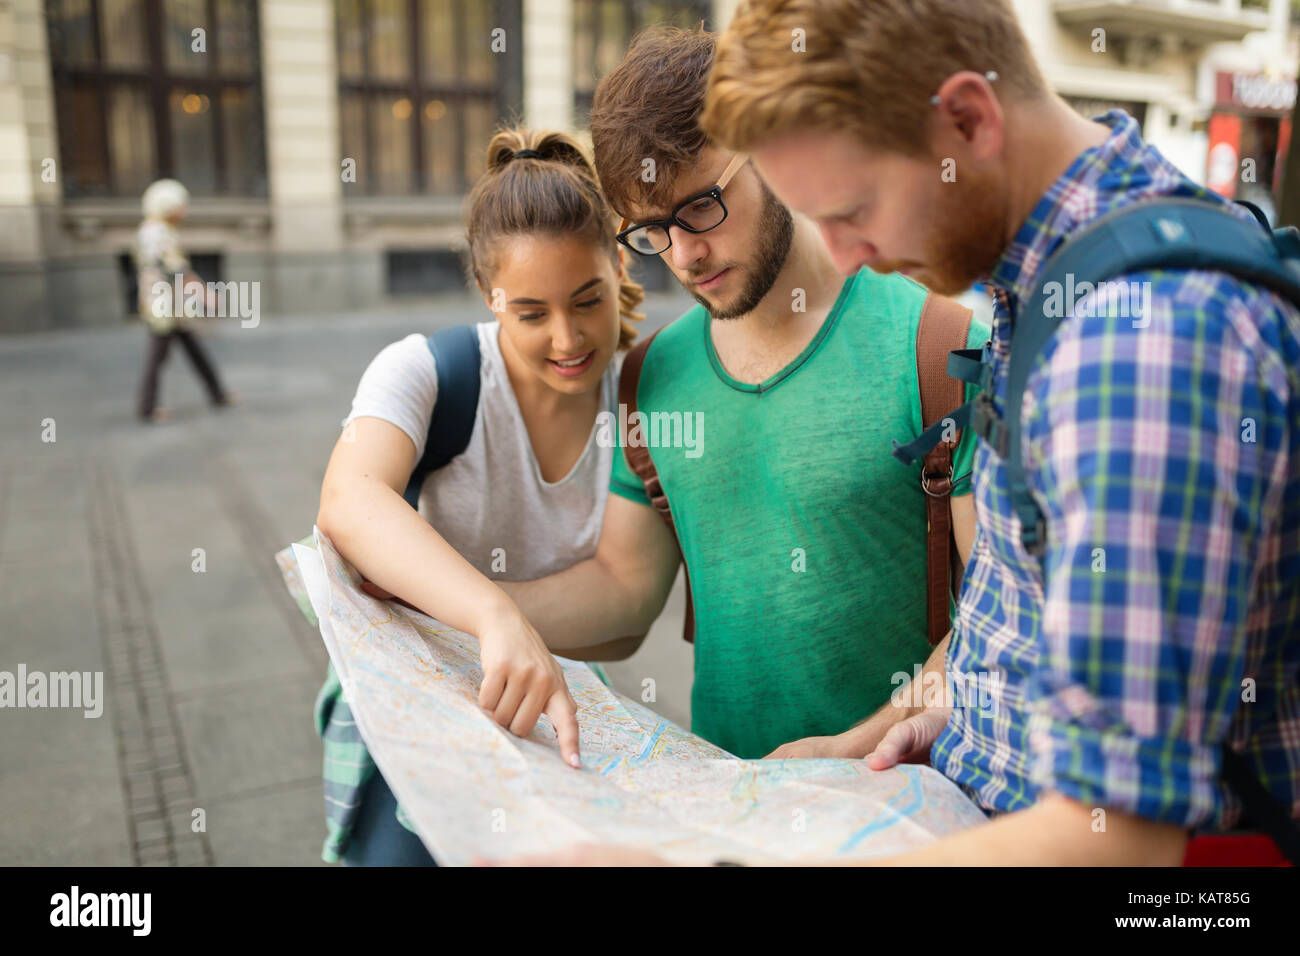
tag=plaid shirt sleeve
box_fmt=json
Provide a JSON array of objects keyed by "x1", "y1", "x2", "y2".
[{"x1": 1019, "y1": 269, "x2": 1291, "y2": 827}]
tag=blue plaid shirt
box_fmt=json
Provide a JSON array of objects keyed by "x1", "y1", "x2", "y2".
[{"x1": 932, "y1": 111, "x2": 1300, "y2": 829}]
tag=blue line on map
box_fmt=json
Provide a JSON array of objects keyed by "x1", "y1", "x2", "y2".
[
  {"x1": 631, "y1": 722, "x2": 669, "y2": 764},
  {"x1": 597, "y1": 756, "x2": 625, "y2": 777},
  {"x1": 835, "y1": 768, "x2": 924, "y2": 853}
]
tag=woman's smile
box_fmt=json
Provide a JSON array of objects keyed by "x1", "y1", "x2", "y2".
[{"x1": 547, "y1": 349, "x2": 596, "y2": 377}]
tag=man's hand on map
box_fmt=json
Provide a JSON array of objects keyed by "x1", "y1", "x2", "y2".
[
  {"x1": 763, "y1": 734, "x2": 861, "y2": 759},
  {"x1": 477, "y1": 611, "x2": 582, "y2": 769},
  {"x1": 866, "y1": 706, "x2": 951, "y2": 770},
  {"x1": 479, "y1": 843, "x2": 673, "y2": 867}
]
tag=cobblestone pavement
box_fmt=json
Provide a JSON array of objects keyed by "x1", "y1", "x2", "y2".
[{"x1": 0, "y1": 293, "x2": 694, "y2": 865}]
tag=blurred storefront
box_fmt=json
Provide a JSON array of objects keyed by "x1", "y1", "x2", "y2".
[
  {"x1": 0, "y1": 0, "x2": 1295, "y2": 333},
  {"x1": 1206, "y1": 68, "x2": 1294, "y2": 221},
  {"x1": 1018, "y1": 0, "x2": 1296, "y2": 219}
]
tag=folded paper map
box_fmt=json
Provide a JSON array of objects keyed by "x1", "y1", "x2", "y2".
[{"x1": 279, "y1": 529, "x2": 989, "y2": 865}]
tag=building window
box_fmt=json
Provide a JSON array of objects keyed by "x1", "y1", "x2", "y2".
[
  {"x1": 337, "y1": 0, "x2": 524, "y2": 196},
  {"x1": 572, "y1": 0, "x2": 711, "y2": 125},
  {"x1": 46, "y1": 0, "x2": 268, "y2": 199}
]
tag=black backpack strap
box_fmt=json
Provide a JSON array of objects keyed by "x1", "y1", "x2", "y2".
[
  {"x1": 1235, "y1": 198, "x2": 1272, "y2": 232},
  {"x1": 402, "y1": 325, "x2": 482, "y2": 509},
  {"x1": 892, "y1": 401, "x2": 973, "y2": 467},
  {"x1": 1220, "y1": 743, "x2": 1300, "y2": 865}
]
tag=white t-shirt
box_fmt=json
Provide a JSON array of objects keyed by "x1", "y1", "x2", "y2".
[{"x1": 342, "y1": 321, "x2": 622, "y2": 581}]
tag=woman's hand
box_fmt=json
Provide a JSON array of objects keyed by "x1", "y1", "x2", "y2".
[
  {"x1": 476, "y1": 609, "x2": 582, "y2": 769},
  {"x1": 352, "y1": 573, "x2": 581, "y2": 767}
]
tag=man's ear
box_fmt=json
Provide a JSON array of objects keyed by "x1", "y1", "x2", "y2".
[{"x1": 932, "y1": 70, "x2": 1004, "y2": 161}]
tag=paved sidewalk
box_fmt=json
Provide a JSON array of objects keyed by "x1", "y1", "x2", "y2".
[{"x1": 0, "y1": 294, "x2": 694, "y2": 865}]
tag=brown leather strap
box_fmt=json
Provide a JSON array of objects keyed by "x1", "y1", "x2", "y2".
[
  {"x1": 618, "y1": 329, "x2": 696, "y2": 643},
  {"x1": 916, "y1": 293, "x2": 974, "y2": 645}
]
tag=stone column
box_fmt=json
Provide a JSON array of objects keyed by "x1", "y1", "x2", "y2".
[
  {"x1": 0, "y1": 0, "x2": 59, "y2": 332},
  {"x1": 524, "y1": 0, "x2": 574, "y2": 131},
  {"x1": 258, "y1": 0, "x2": 350, "y2": 314}
]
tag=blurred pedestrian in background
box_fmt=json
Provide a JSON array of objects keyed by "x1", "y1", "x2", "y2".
[{"x1": 134, "y1": 179, "x2": 237, "y2": 424}]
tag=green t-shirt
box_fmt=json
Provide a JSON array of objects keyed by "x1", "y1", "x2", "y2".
[{"x1": 611, "y1": 269, "x2": 989, "y2": 758}]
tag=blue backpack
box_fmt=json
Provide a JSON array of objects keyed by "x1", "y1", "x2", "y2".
[
  {"x1": 900, "y1": 197, "x2": 1300, "y2": 862},
  {"x1": 401, "y1": 324, "x2": 482, "y2": 508}
]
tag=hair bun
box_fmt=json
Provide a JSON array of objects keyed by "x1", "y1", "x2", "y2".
[{"x1": 485, "y1": 129, "x2": 593, "y2": 176}]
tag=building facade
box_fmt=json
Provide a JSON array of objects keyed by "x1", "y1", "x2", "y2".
[
  {"x1": 1017, "y1": 0, "x2": 1296, "y2": 215},
  {"x1": 0, "y1": 0, "x2": 1293, "y2": 334}
]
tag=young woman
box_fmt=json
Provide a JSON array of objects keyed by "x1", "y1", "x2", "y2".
[{"x1": 313, "y1": 128, "x2": 645, "y2": 866}]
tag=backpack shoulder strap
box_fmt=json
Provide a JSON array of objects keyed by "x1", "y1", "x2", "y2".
[
  {"x1": 917, "y1": 293, "x2": 975, "y2": 436},
  {"x1": 916, "y1": 293, "x2": 975, "y2": 645},
  {"x1": 618, "y1": 328, "x2": 666, "y2": 514},
  {"x1": 402, "y1": 324, "x2": 482, "y2": 509},
  {"x1": 1003, "y1": 198, "x2": 1300, "y2": 556},
  {"x1": 618, "y1": 328, "x2": 696, "y2": 644}
]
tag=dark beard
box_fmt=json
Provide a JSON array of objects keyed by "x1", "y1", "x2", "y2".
[{"x1": 689, "y1": 183, "x2": 795, "y2": 320}]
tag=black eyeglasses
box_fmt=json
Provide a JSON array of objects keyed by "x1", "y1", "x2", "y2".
[{"x1": 616, "y1": 154, "x2": 748, "y2": 256}]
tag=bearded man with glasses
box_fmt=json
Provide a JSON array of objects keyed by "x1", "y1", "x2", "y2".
[{"x1": 614, "y1": 153, "x2": 796, "y2": 322}]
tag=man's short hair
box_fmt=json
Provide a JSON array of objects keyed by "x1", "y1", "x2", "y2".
[
  {"x1": 702, "y1": 0, "x2": 1047, "y2": 156},
  {"x1": 589, "y1": 26, "x2": 717, "y2": 218}
]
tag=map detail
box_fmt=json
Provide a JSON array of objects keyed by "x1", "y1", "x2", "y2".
[{"x1": 281, "y1": 530, "x2": 989, "y2": 865}]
